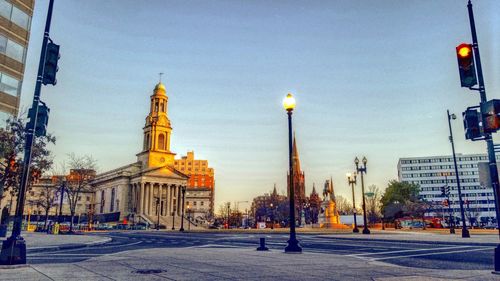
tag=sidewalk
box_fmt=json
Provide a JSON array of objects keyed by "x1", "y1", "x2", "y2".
[
  {"x1": 0, "y1": 232, "x2": 111, "y2": 253},
  {"x1": 0, "y1": 246, "x2": 497, "y2": 280}
]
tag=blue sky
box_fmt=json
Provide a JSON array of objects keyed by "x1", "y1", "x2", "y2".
[{"x1": 20, "y1": 0, "x2": 500, "y2": 211}]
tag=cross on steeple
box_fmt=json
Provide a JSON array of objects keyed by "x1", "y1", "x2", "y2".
[{"x1": 159, "y1": 72, "x2": 164, "y2": 82}]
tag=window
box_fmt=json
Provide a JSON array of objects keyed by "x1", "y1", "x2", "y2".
[
  {"x1": 11, "y1": 6, "x2": 30, "y2": 29},
  {"x1": 0, "y1": 2, "x2": 31, "y2": 30},
  {"x1": 201, "y1": 202, "x2": 204, "y2": 206},
  {"x1": 110, "y1": 188, "x2": 115, "y2": 212},
  {"x1": 6, "y1": 39, "x2": 25, "y2": 62},
  {"x1": 0, "y1": 1, "x2": 11, "y2": 20},
  {"x1": 158, "y1": 134, "x2": 165, "y2": 150},
  {"x1": 100, "y1": 190, "x2": 105, "y2": 213},
  {"x1": 194, "y1": 201, "x2": 197, "y2": 206},
  {"x1": 0, "y1": 72, "x2": 20, "y2": 96}
]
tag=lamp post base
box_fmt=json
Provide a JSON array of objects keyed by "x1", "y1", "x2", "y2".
[
  {"x1": 179, "y1": 228, "x2": 184, "y2": 232},
  {"x1": 362, "y1": 228, "x2": 371, "y2": 235},
  {"x1": 284, "y1": 238, "x2": 302, "y2": 253},
  {"x1": 461, "y1": 228, "x2": 470, "y2": 238},
  {"x1": 353, "y1": 227, "x2": 359, "y2": 233},
  {"x1": 0, "y1": 236, "x2": 26, "y2": 265},
  {"x1": 450, "y1": 228, "x2": 455, "y2": 234},
  {"x1": 494, "y1": 245, "x2": 500, "y2": 272}
]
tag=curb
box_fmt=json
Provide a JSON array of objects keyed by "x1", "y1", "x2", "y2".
[{"x1": 27, "y1": 237, "x2": 112, "y2": 253}]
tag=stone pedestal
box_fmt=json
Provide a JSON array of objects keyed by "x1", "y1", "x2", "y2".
[{"x1": 319, "y1": 200, "x2": 341, "y2": 228}]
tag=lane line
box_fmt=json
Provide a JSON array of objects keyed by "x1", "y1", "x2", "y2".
[
  {"x1": 346, "y1": 245, "x2": 474, "y2": 257},
  {"x1": 369, "y1": 246, "x2": 494, "y2": 261}
]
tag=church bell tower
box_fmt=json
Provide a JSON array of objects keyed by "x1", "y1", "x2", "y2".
[{"x1": 136, "y1": 81, "x2": 176, "y2": 168}]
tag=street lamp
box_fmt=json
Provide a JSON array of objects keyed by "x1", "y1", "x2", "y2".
[
  {"x1": 155, "y1": 197, "x2": 160, "y2": 231},
  {"x1": 355, "y1": 157, "x2": 370, "y2": 235},
  {"x1": 447, "y1": 110, "x2": 470, "y2": 238},
  {"x1": 346, "y1": 172, "x2": 359, "y2": 233},
  {"x1": 283, "y1": 93, "x2": 301, "y2": 253},
  {"x1": 180, "y1": 186, "x2": 186, "y2": 232},
  {"x1": 171, "y1": 211, "x2": 175, "y2": 230},
  {"x1": 269, "y1": 203, "x2": 274, "y2": 230},
  {"x1": 57, "y1": 177, "x2": 66, "y2": 224},
  {"x1": 187, "y1": 205, "x2": 191, "y2": 231}
]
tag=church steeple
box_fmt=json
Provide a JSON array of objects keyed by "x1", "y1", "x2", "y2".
[
  {"x1": 137, "y1": 80, "x2": 176, "y2": 168},
  {"x1": 292, "y1": 133, "x2": 301, "y2": 174}
]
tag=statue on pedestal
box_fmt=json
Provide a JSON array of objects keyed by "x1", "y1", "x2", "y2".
[{"x1": 319, "y1": 178, "x2": 341, "y2": 228}]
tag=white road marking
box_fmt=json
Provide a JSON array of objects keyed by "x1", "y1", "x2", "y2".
[
  {"x1": 346, "y1": 245, "x2": 474, "y2": 257},
  {"x1": 368, "y1": 246, "x2": 494, "y2": 261}
]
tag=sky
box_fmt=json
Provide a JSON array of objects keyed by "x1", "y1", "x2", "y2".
[{"x1": 19, "y1": 0, "x2": 500, "y2": 211}]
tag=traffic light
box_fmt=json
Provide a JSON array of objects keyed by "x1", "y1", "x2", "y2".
[
  {"x1": 456, "y1": 43, "x2": 477, "y2": 88},
  {"x1": 463, "y1": 108, "x2": 482, "y2": 140},
  {"x1": 42, "y1": 42, "x2": 60, "y2": 85},
  {"x1": 29, "y1": 102, "x2": 50, "y2": 137},
  {"x1": 481, "y1": 99, "x2": 500, "y2": 134},
  {"x1": 440, "y1": 186, "x2": 446, "y2": 197}
]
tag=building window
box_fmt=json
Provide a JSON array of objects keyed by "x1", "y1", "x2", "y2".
[
  {"x1": 201, "y1": 202, "x2": 204, "y2": 206},
  {"x1": 11, "y1": 6, "x2": 30, "y2": 30},
  {"x1": 0, "y1": 72, "x2": 20, "y2": 96},
  {"x1": 158, "y1": 134, "x2": 165, "y2": 150},
  {"x1": 0, "y1": 1, "x2": 30, "y2": 30},
  {"x1": 5, "y1": 38, "x2": 25, "y2": 62},
  {"x1": 144, "y1": 133, "x2": 150, "y2": 150},
  {"x1": 100, "y1": 190, "x2": 105, "y2": 213},
  {"x1": 110, "y1": 188, "x2": 115, "y2": 212}
]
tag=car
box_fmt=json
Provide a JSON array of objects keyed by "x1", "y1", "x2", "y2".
[{"x1": 208, "y1": 224, "x2": 220, "y2": 229}]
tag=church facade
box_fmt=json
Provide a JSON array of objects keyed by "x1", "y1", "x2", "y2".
[{"x1": 91, "y1": 82, "x2": 189, "y2": 227}]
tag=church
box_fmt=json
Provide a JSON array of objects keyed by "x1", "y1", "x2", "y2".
[{"x1": 91, "y1": 81, "x2": 190, "y2": 227}]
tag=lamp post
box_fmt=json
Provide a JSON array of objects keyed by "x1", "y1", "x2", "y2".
[
  {"x1": 347, "y1": 172, "x2": 359, "y2": 233},
  {"x1": 355, "y1": 157, "x2": 370, "y2": 235},
  {"x1": 0, "y1": 0, "x2": 56, "y2": 265},
  {"x1": 447, "y1": 110, "x2": 470, "y2": 238},
  {"x1": 171, "y1": 211, "x2": 175, "y2": 230},
  {"x1": 155, "y1": 197, "x2": 160, "y2": 231},
  {"x1": 180, "y1": 186, "x2": 186, "y2": 232},
  {"x1": 57, "y1": 178, "x2": 66, "y2": 224},
  {"x1": 283, "y1": 93, "x2": 301, "y2": 253},
  {"x1": 270, "y1": 203, "x2": 274, "y2": 230},
  {"x1": 187, "y1": 205, "x2": 191, "y2": 231}
]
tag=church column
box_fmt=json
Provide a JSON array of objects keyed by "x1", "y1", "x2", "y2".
[
  {"x1": 145, "y1": 183, "x2": 150, "y2": 215},
  {"x1": 149, "y1": 182, "x2": 154, "y2": 216},
  {"x1": 162, "y1": 184, "x2": 167, "y2": 216},
  {"x1": 139, "y1": 182, "x2": 145, "y2": 215},
  {"x1": 177, "y1": 185, "x2": 181, "y2": 216}
]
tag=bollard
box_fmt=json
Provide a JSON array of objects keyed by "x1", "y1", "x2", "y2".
[{"x1": 256, "y1": 237, "x2": 269, "y2": 251}]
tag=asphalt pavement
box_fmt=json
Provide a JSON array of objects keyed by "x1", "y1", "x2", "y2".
[{"x1": 27, "y1": 231, "x2": 496, "y2": 271}]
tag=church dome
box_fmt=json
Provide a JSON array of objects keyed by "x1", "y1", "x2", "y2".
[{"x1": 154, "y1": 82, "x2": 166, "y2": 93}]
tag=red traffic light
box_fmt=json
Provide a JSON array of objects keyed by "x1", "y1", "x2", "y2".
[
  {"x1": 457, "y1": 43, "x2": 473, "y2": 58},
  {"x1": 456, "y1": 43, "x2": 477, "y2": 88}
]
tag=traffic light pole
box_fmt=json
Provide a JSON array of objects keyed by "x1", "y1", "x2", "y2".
[
  {"x1": 443, "y1": 175, "x2": 455, "y2": 234},
  {"x1": 466, "y1": 0, "x2": 500, "y2": 272},
  {"x1": 447, "y1": 110, "x2": 470, "y2": 237},
  {"x1": 0, "y1": 0, "x2": 55, "y2": 265}
]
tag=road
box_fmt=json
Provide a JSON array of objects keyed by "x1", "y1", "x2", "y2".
[{"x1": 27, "y1": 231, "x2": 495, "y2": 270}]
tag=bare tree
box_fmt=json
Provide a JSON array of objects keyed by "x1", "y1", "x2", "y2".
[
  {"x1": 31, "y1": 180, "x2": 58, "y2": 230},
  {"x1": 365, "y1": 185, "x2": 382, "y2": 224},
  {"x1": 65, "y1": 154, "x2": 97, "y2": 232},
  {"x1": 336, "y1": 195, "x2": 354, "y2": 215}
]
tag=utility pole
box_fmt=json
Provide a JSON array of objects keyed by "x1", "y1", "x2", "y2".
[
  {"x1": 463, "y1": 0, "x2": 500, "y2": 272},
  {"x1": 447, "y1": 110, "x2": 470, "y2": 237},
  {"x1": 0, "y1": 0, "x2": 57, "y2": 265}
]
